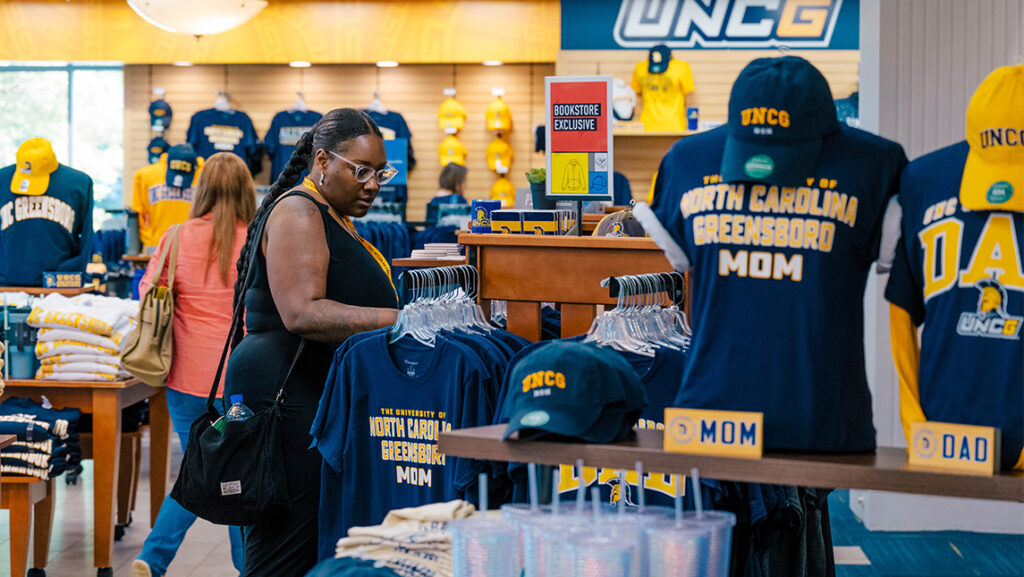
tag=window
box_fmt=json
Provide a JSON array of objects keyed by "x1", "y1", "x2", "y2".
[{"x1": 0, "y1": 62, "x2": 123, "y2": 229}]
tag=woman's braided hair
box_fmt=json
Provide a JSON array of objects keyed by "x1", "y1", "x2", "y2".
[{"x1": 230, "y1": 108, "x2": 383, "y2": 345}]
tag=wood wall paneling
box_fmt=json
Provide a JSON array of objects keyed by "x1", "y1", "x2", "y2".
[
  {"x1": 557, "y1": 49, "x2": 861, "y2": 203},
  {"x1": 124, "y1": 64, "x2": 554, "y2": 221}
]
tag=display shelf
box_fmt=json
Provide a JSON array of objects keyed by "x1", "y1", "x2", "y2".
[
  {"x1": 0, "y1": 286, "x2": 95, "y2": 297},
  {"x1": 458, "y1": 233, "x2": 677, "y2": 340},
  {"x1": 4, "y1": 378, "x2": 141, "y2": 390},
  {"x1": 0, "y1": 435, "x2": 15, "y2": 450},
  {"x1": 439, "y1": 425, "x2": 1024, "y2": 503},
  {"x1": 613, "y1": 128, "x2": 690, "y2": 137},
  {"x1": 122, "y1": 254, "x2": 152, "y2": 264},
  {"x1": 392, "y1": 257, "x2": 468, "y2": 268}
]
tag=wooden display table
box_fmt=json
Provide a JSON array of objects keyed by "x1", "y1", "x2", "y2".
[
  {"x1": 392, "y1": 257, "x2": 468, "y2": 268},
  {"x1": 439, "y1": 425, "x2": 1024, "y2": 503},
  {"x1": 122, "y1": 254, "x2": 152, "y2": 265},
  {"x1": 1, "y1": 378, "x2": 171, "y2": 574},
  {"x1": 0, "y1": 286, "x2": 94, "y2": 297},
  {"x1": 458, "y1": 233, "x2": 676, "y2": 341}
]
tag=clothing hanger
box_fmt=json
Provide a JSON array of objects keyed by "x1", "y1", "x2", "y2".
[
  {"x1": 214, "y1": 91, "x2": 231, "y2": 112},
  {"x1": 290, "y1": 91, "x2": 308, "y2": 113},
  {"x1": 368, "y1": 91, "x2": 387, "y2": 114}
]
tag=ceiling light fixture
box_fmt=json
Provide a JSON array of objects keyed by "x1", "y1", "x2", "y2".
[
  {"x1": 172, "y1": 61, "x2": 193, "y2": 67},
  {"x1": 376, "y1": 61, "x2": 399, "y2": 68},
  {"x1": 289, "y1": 61, "x2": 312, "y2": 68},
  {"x1": 483, "y1": 60, "x2": 503, "y2": 66},
  {"x1": 127, "y1": 0, "x2": 268, "y2": 37}
]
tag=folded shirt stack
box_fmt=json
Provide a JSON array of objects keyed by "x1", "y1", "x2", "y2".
[
  {"x1": 28, "y1": 294, "x2": 138, "y2": 382},
  {"x1": 0, "y1": 397, "x2": 83, "y2": 479},
  {"x1": 334, "y1": 500, "x2": 476, "y2": 577}
]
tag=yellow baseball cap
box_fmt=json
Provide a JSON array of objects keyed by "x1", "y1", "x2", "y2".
[
  {"x1": 438, "y1": 135, "x2": 468, "y2": 166},
  {"x1": 961, "y1": 64, "x2": 1024, "y2": 212},
  {"x1": 11, "y1": 137, "x2": 58, "y2": 195},
  {"x1": 486, "y1": 136, "x2": 514, "y2": 173},
  {"x1": 438, "y1": 98, "x2": 467, "y2": 132},
  {"x1": 490, "y1": 176, "x2": 515, "y2": 207},
  {"x1": 486, "y1": 98, "x2": 512, "y2": 131}
]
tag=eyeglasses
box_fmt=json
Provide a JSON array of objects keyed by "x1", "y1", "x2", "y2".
[{"x1": 329, "y1": 151, "x2": 399, "y2": 186}]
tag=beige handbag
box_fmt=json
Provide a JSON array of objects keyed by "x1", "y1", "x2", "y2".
[{"x1": 121, "y1": 225, "x2": 180, "y2": 387}]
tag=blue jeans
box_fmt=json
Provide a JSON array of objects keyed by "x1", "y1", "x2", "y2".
[{"x1": 138, "y1": 388, "x2": 244, "y2": 575}]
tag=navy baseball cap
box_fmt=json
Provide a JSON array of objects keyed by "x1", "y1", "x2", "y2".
[
  {"x1": 721, "y1": 56, "x2": 840, "y2": 186},
  {"x1": 149, "y1": 99, "x2": 172, "y2": 130},
  {"x1": 147, "y1": 137, "x2": 169, "y2": 165},
  {"x1": 503, "y1": 342, "x2": 647, "y2": 444},
  {"x1": 648, "y1": 44, "x2": 672, "y2": 74},
  {"x1": 165, "y1": 144, "x2": 198, "y2": 188}
]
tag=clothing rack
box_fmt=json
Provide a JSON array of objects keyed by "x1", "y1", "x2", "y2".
[
  {"x1": 401, "y1": 264, "x2": 479, "y2": 305},
  {"x1": 356, "y1": 200, "x2": 406, "y2": 223},
  {"x1": 603, "y1": 271, "x2": 685, "y2": 307}
]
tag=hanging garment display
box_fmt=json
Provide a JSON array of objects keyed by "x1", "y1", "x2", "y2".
[
  {"x1": 637, "y1": 56, "x2": 908, "y2": 453},
  {"x1": 886, "y1": 64, "x2": 1024, "y2": 471},
  {"x1": 631, "y1": 44, "x2": 695, "y2": 131},
  {"x1": 0, "y1": 138, "x2": 94, "y2": 286}
]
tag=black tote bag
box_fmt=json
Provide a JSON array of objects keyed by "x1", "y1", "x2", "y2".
[{"x1": 170, "y1": 194, "x2": 305, "y2": 526}]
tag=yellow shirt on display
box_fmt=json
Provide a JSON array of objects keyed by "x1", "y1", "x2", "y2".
[
  {"x1": 131, "y1": 154, "x2": 201, "y2": 248},
  {"x1": 631, "y1": 59, "x2": 695, "y2": 132}
]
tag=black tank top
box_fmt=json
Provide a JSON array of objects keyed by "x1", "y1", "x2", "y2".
[{"x1": 243, "y1": 189, "x2": 399, "y2": 354}]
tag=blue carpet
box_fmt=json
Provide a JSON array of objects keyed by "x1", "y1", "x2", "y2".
[{"x1": 829, "y1": 491, "x2": 1024, "y2": 577}]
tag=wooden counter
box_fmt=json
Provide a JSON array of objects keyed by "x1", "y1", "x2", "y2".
[{"x1": 459, "y1": 233, "x2": 676, "y2": 340}]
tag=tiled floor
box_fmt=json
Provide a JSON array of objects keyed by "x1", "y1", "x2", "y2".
[
  {"x1": 1, "y1": 435, "x2": 1021, "y2": 577},
  {"x1": 0, "y1": 434, "x2": 238, "y2": 577}
]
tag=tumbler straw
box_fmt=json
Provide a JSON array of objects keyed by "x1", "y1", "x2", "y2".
[
  {"x1": 576, "y1": 459, "x2": 586, "y2": 515},
  {"x1": 635, "y1": 461, "x2": 645, "y2": 513},
  {"x1": 591, "y1": 487, "x2": 601, "y2": 519},
  {"x1": 479, "y1": 472, "x2": 488, "y2": 513},
  {"x1": 528, "y1": 462, "x2": 539, "y2": 513},
  {"x1": 674, "y1": 474, "x2": 683, "y2": 527},
  {"x1": 552, "y1": 469, "x2": 560, "y2": 516},
  {"x1": 691, "y1": 468, "x2": 704, "y2": 519},
  {"x1": 617, "y1": 471, "x2": 626, "y2": 515}
]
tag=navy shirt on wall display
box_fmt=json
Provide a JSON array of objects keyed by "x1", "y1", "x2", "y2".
[
  {"x1": 264, "y1": 109, "x2": 322, "y2": 182},
  {"x1": 186, "y1": 108, "x2": 262, "y2": 175}
]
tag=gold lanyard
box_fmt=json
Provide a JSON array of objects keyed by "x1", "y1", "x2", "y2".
[{"x1": 301, "y1": 178, "x2": 398, "y2": 302}]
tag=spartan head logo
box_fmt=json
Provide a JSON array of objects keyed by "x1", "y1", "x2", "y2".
[
  {"x1": 957, "y1": 272, "x2": 1022, "y2": 340},
  {"x1": 607, "y1": 477, "x2": 636, "y2": 507},
  {"x1": 976, "y1": 274, "x2": 1009, "y2": 319}
]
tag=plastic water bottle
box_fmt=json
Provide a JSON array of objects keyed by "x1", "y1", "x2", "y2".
[{"x1": 224, "y1": 394, "x2": 254, "y2": 422}]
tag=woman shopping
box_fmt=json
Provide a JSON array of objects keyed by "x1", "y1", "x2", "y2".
[
  {"x1": 225, "y1": 108, "x2": 400, "y2": 576},
  {"x1": 132, "y1": 153, "x2": 256, "y2": 577}
]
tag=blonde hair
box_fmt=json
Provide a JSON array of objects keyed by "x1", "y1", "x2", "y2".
[{"x1": 188, "y1": 153, "x2": 257, "y2": 284}]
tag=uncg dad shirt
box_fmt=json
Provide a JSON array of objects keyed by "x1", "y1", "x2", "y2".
[
  {"x1": 651, "y1": 125, "x2": 907, "y2": 452},
  {"x1": 885, "y1": 141, "x2": 1023, "y2": 469},
  {"x1": 311, "y1": 331, "x2": 493, "y2": 561}
]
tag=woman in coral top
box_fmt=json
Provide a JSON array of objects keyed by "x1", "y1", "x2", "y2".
[{"x1": 133, "y1": 153, "x2": 256, "y2": 577}]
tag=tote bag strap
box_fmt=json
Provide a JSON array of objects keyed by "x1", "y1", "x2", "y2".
[
  {"x1": 146, "y1": 225, "x2": 178, "y2": 294},
  {"x1": 165, "y1": 225, "x2": 182, "y2": 291},
  {"x1": 204, "y1": 190, "x2": 317, "y2": 412}
]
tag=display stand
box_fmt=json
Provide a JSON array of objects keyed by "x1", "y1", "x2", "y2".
[
  {"x1": 392, "y1": 257, "x2": 468, "y2": 268},
  {"x1": 439, "y1": 425, "x2": 1024, "y2": 503},
  {"x1": 0, "y1": 286, "x2": 94, "y2": 297},
  {"x1": 1, "y1": 378, "x2": 171, "y2": 575},
  {"x1": 458, "y1": 233, "x2": 677, "y2": 340}
]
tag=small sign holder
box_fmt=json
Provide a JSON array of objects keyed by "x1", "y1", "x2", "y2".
[
  {"x1": 545, "y1": 75, "x2": 614, "y2": 233},
  {"x1": 664, "y1": 408, "x2": 764, "y2": 459},
  {"x1": 908, "y1": 421, "x2": 1000, "y2": 476}
]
